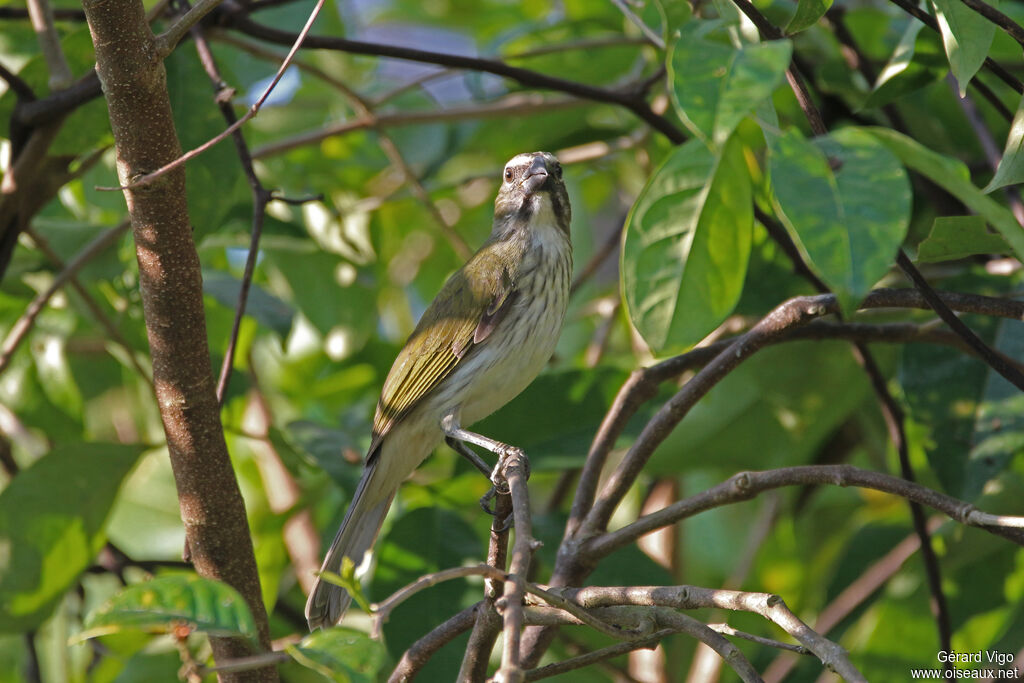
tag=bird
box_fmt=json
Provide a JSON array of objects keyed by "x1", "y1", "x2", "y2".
[{"x1": 305, "y1": 151, "x2": 573, "y2": 629}]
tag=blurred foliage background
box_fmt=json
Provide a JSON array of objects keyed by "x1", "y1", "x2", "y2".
[{"x1": 0, "y1": 0, "x2": 1023, "y2": 679}]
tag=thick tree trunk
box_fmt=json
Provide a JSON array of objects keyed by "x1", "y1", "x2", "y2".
[{"x1": 81, "y1": 1, "x2": 276, "y2": 679}]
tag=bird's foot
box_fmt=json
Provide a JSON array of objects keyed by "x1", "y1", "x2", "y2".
[
  {"x1": 478, "y1": 487, "x2": 514, "y2": 531},
  {"x1": 489, "y1": 445, "x2": 529, "y2": 490}
]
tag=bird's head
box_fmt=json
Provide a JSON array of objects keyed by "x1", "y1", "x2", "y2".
[{"x1": 493, "y1": 151, "x2": 571, "y2": 237}]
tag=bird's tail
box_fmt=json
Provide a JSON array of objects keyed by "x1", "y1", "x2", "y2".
[{"x1": 305, "y1": 461, "x2": 396, "y2": 630}]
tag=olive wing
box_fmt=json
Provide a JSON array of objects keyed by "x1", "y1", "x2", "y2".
[{"x1": 368, "y1": 253, "x2": 515, "y2": 455}]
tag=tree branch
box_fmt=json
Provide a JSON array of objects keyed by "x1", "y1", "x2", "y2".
[
  {"x1": 221, "y1": 9, "x2": 686, "y2": 144},
  {"x1": 584, "y1": 464, "x2": 1024, "y2": 561},
  {"x1": 459, "y1": 492, "x2": 513, "y2": 681},
  {"x1": 154, "y1": 0, "x2": 223, "y2": 57},
  {"x1": 494, "y1": 449, "x2": 537, "y2": 682}
]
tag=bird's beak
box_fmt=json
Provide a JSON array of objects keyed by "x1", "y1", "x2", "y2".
[{"x1": 520, "y1": 156, "x2": 549, "y2": 197}]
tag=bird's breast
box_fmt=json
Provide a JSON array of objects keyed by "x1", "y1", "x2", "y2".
[{"x1": 438, "y1": 229, "x2": 571, "y2": 427}]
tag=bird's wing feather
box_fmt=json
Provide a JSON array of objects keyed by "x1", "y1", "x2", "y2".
[{"x1": 368, "y1": 246, "x2": 516, "y2": 454}]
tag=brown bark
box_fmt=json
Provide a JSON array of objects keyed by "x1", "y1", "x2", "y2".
[{"x1": 80, "y1": 0, "x2": 276, "y2": 679}]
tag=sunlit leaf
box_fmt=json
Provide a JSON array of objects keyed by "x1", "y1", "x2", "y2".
[
  {"x1": 287, "y1": 628, "x2": 388, "y2": 683},
  {"x1": 621, "y1": 135, "x2": 753, "y2": 353},
  {"x1": 79, "y1": 574, "x2": 258, "y2": 644},
  {"x1": 984, "y1": 94, "x2": 1024, "y2": 193},
  {"x1": 669, "y1": 27, "x2": 793, "y2": 145},
  {"x1": 929, "y1": 0, "x2": 995, "y2": 96},
  {"x1": 769, "y1": 126, "x2": 911, "y2": 312},
  {"x1": 0, "y1": 444, "x2": 142, "y2": 632}
]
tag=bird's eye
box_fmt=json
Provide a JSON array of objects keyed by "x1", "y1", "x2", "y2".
[
  {"x1": 504, "y1": 168, "x2": 513, "y2": 181},
  {"x1": 554, "y1": 163, "x2": 563, "y2": 179}
]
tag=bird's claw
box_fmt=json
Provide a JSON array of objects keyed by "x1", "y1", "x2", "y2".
[{"x1": 489, "y1": 446, "x2": 529, "y2": 488}]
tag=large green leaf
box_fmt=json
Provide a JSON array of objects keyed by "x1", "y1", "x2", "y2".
[
  {"x1": 984, "y1": 94, "x2": 1024, "y2": 193},
  {"x1": 929, "y1": 0, "x2": 995, "y2": 96},
  {"x1": 916, "y1": 216, "x2": 1011, "y2": 262},
  {"x1": 621, "y1": 135, "x2": 752, "y2": 353},
  {"x1": 0, "y1": 443, "x2": 142, "y2": 632},
  {"x1": 79, "y1": 574, "x2": 258, "y2": 645},
  {"x1": 287, "y1": 628, "x2": 388, "y2": 683},
  {"x1": 769, "y1": 126, "x2": 911, "y2": 312},
  {"x1": 868, "y1": 127, "x2": 1024, "y2": 261},
  {"x1": 669, "y1": 27, "x2": 792, "y2": 146}
]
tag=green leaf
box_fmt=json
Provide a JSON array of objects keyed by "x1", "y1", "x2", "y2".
[
  {"x1": 868, "y1": 127, "x2": 1024, "y2": 261},
  {"x1": 984, "y1": 94, "x2": 1024, "y2": 193},
  {"x1": 669, "y1": 27, "x2": 793, "y2": 145},
  {"x1": 864, "y1": 20, "x2": 946, "y2": 109},
  {"x1": 78, "y1": 575, "x2": 258, "y2": 644},
  {"x1": 769, "y1": 126, "x2": 911, "y2": 312},
  {"x1": 0, "y1": 443, "x2": 142, "y2": 632},
  {"x1": 203, "y1": 271, "x2": 295, "y2": 338},
  {"x1": 316, "y1": 557, "x2": 371, "y2": 614},
  {"x1": 652, "y1": 340, "x2": 876, "y2": 474},
  {"x1": 929, "y1": 0, "x2": 996, "y2": 96},
  {"x1": 287, "y1": 628, "x2": 388, "y2": 683},
  {"x1": 786, "y1": 0, "x2": 833, "y2": 34},
  {"x1": 621, "y1": 135, "x2": 753, "y2": 353},
  {"x1": 916, "y1": 216, "x2": 1011, "y2": 262}
]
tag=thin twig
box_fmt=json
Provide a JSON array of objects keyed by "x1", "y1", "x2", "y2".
[
  {"x1": 852, "y1": 345, "x2": 953, "y2": 670},
  {"x1": 388, "y1": 603, "x2": 480, "y2": 682},
  {"x1": 551, "y1": 587, "x2": 865, "y2": 681},
  {"x1": 707, "y1": 623, "x2": 810, "y2": 655},
  {"x1": 187, "y1": 19, "x2": 278, "y2": 404},
  {"x1": 609, "y1": 0, "x2": 665, "y2": 49},
  {"x1": 26, "y1": 0, "x2": 72, "y2": 89},
  {"x1": 524, "y1": 628, "x2": 676, "y2": 681},
  {"x1": 372, "y1": 564, "x2": 505, "y2": 637},
  {"x1": 104, "y1": 0, "x2": 326, "y2": 192},
  {"x1": 222, "y1": 11, "x2": 686, "y2": 144},
  {"x1": 0, "y1": 222, "x2": 129, "y2": 375},
  {"x1": 0, "y1": 60, "x2": 36, "y2": 100}
]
